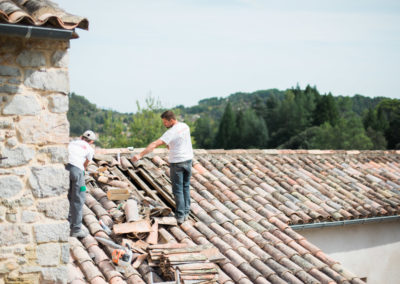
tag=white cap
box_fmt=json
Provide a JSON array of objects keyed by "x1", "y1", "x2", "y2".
[{"x1": 82, "y1": 130, "x2": 97, "y2": 141}]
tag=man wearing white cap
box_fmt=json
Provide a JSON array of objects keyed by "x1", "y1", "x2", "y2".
[{"x1": 67, "y1": 130, "x2": 96, "y2": 238}]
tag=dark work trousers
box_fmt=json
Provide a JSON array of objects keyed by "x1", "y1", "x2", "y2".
[
  {"x1": 66, "y1": 163, "x2": 86, "y2": 233},
  {"x1": 170, "y1": 160, "x2": 192, "y2": 222}
]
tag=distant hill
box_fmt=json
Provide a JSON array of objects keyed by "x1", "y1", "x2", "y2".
[
  {"x1": 68, "y1": 87, "x2": 392, "y2": 149},
  {"x1": 68, "y1": 92, "x2": 133, "y2": 138},
  {"x1": 177, "y1": 89, "x2": 286, "y2": 121}
]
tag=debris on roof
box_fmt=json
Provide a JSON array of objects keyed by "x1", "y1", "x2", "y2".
[{"x1": 67, "y1": 149, "x2": 400, "y2": 283}]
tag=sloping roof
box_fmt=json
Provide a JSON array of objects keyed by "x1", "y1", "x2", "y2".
[
  {"x1": 69, "y1": 149, "x2": 400, "y2": 284},
  {"x1": 0, "y1": 0, "x2": 88, "y2": 30}
]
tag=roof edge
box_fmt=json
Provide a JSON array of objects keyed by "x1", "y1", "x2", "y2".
[
  {"x1": 291, "y1": 215, "x2": 400, "y2": 230},
  {"x1": 94, "y1": 147, "x2": 400, "y2": 156},
  {"x1": 0, "y1": 22, "x2": 74, "y2": 39}
]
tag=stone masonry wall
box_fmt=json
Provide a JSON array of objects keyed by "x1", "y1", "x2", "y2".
[{"x1": 0, "y1": 36, "x2": 70, "y2": 284}]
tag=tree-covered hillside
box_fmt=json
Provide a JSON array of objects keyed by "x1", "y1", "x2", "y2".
[{"x1": 68, "y1": 86, "x2": 399, "y2": 150}]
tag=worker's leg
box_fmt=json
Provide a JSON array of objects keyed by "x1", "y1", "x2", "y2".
[
  {"x1": 67, "y1": 165, "x2": 86, "y2": 234},
  {"x1": 182, "y1": 160, "x2": 192, "y2": 220},
  {"x1": 66, "y1": 164, "x2": 73, "y2": 226},
  {"x1": 170, "y1": 162, "x2": 185, "y2": 223}
]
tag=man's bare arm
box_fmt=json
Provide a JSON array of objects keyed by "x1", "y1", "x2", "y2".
[
  {"x1": 131, "y1": 139, "x2": 165, "y2": 162},
  {"x1": 83, "y1": 159, "x2": 90, "y2": 170}
]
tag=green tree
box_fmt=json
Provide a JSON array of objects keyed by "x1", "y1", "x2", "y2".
[
  {"x1": 336, "y1": 96, "x2": 353, "y2": 116},
  {"x1": 129, "y1": 97, "x2": 166, "y2": 148},
  {"x1": 310, "y1": 115, "x2": 373, "y2": 149},
  {"x1": 68, "y1": 92, "x2": 97, "y2": 136},
  {"x1": 100, "y1": 111, "x2": 129, "y2": 148},
  {"x1": 214, "y1": 102, "x2": 237, "y2": 149},
  {"x1": 235, "y1": 108, "x2": 269, "y2": 148},
  {"x1": 365, "y1": 127, "x2": 387, "y2": 150},
  {"x1": 375, "y1": 99, "x2": 400, "y2": 149},
  {"x1": 193, "y1": 115, "x2": 215, "y2": 149},
  {"x1": 269, "y1": 89, "x2": 315, "y2": 147},
  {"x1": 362, "y1": 108, "x2": 387, "y2": 149},
  {"x1": 278, "y1": 126, "x2": 320, "y2": 149},
  {"x1": 313, "y1": 93, "x2": 339, "y2": 126}
]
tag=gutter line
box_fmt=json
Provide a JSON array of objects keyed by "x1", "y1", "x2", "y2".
[
  {"x1": 290, "y1": 215, "x2": 400, "y2": 231},
  {"x1": 0, "y1": 23, "x2": 73, "y2": 40}
]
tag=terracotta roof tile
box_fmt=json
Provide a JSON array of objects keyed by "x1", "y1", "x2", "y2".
[
  {"x1": 0, "y1": 0, "x2": 88, "y2": 30},
  {"x1": 286, "y1": 240, "x2": 310, "y2": 256},
  {"x1": 169, "y1": 224, "x2": 195, "y2": 244},
  {"x1": 221, "y1": 261, "x2": 250, "y2": 282},
  {"x1": 69, "y1": 150, "x2": 400, "y2": 283},
  {"x1": 308, "y1": 267, "x2": 335, "y2": 283},
  {"x1": 321, "y1": 266, "x2": 348, "y2": 283}
]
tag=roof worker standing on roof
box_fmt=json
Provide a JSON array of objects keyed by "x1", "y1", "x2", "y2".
[
  {"x1": 131, "y1": 110, "x2": 193, "y2": 225},
  {"x1": 67, "y1": 130, "x2": 96, "y2": 238}
]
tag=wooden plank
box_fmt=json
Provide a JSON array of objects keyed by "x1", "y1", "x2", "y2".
[
  {"x1": 160, "y1": 244, "x2": 215, "y2": 254},
  {"x1": 113, "y1": 219, "x2": 152, "y2": 234},
  {"x1": 178, "y1": 269, "x2": 218, "y2": 274},
  {"x1": 164, "y1": 253, "x2": 207, "y2": 263},
  {"x1": 107, "y1": 193, "x2": 130, "y2": 201},
  {"x1": 138, "y1": 169, "x2": 176, "y2": 207},
  {"x1": 176, "y1": 263, "x2": 217, "y2": 271},
  {"x1": 107, "y1": 188, "x2": 129, "y2": 193},
  {"x1": 149, "y1": 243, "x2": 190, "y2": 250},
  {"x1": 107, "y1": 188, "x2": 130, "y2": 200},
  {"x1": 180, "y1": 274, "x2": 216, "y2": 280},
  {"x1": 127, "y1": 169, "x2": 164, "y2": 204},
  {"x1": 109, "y1": 167, "x2": 142, "y2": 200}
]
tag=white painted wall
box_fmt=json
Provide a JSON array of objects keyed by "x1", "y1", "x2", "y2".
[{"x1": 298, "y1": 220, "x2": 400, "y2": 284}]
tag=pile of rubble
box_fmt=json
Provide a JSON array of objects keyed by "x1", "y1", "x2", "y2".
[{"x1": 150, "y1": 243, "x2": 222, "y2": 282}]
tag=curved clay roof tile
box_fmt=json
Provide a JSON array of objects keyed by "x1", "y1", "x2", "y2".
[{"x1": 0, "y1": 0, "x2": 88, "y2": 30}]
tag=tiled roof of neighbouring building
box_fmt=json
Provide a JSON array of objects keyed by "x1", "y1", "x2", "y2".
[
  {"x1": 0, "y1": 0, "x2": 88, "y2": 30},
  {"x1": 69, "y1": 149, "x2": 400, "y2": 283}
]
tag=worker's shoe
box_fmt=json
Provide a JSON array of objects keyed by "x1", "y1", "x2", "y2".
[
  {"x1": 184, "y1": 214, "x2": 189, "y2": 221},
  {"x1": 176, "y1": 218, "x2": 184, "y2": 225},
  {"x1": 71, "y1": 229, "x2": 88, "y2": 238}
]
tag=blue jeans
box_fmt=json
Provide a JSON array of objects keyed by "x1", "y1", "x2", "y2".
[{"x1": 170, "y1": 160, "x2": 192, "y2": 221}]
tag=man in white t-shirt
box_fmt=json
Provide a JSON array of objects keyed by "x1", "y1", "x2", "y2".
[
  {"x1": 131, "y1": 110, "x2": 193, "y2": 224},
  {"x1": 67, "y1": 130, "x2": 96, "y2": 238}
]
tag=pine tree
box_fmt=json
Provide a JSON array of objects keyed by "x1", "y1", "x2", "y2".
[
  {"x1": 375, "y1": 99, "x2": 400, "y2": 148},
  {"x1": 241, "y1": 108, "x2": 268, "y2": 148},
  {"x1": 193, "y1": 115, "x2": 215, "y2": 149},
  {"x1": 313, "y1": 93, "x2": 339, "y2": 126},
  {"x1": 214, "y1": 102, "x2": 237, "y2": 149}
]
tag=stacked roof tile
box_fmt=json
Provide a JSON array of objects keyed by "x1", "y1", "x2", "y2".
[
  {"x1": 69, "y1": 149, "x2": 400, "y2": 283},
  {"x1": 0, "y1": 0, "x2": 88, "y2": 30}
]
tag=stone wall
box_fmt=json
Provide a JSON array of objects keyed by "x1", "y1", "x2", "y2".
[{"x1": 0, "y1": 36, "x2": 70, "y2": 284}]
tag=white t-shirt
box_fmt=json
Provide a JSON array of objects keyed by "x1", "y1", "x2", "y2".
[
  {"x1": 68, "y1": 139, "x2": 94, "y2": 170},
  {"x1": 160, "y1": 122, "x2": 193, "y2": 163}
]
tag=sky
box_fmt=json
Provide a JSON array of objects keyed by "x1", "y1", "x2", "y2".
[{"x1": 56, "y1": 0, "x2": 400, "y2": 113}]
